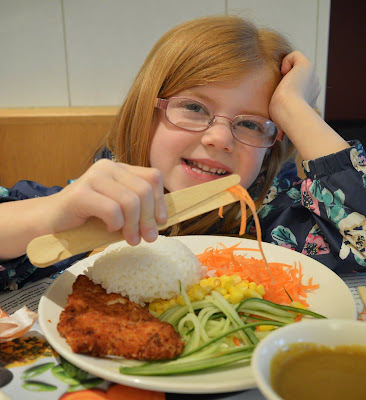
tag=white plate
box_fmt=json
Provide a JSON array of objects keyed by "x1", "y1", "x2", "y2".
[{"x1": 39, "y1": 236, "x2": 356, "y2": 394}]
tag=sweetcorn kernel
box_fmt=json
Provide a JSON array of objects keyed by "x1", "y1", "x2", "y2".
[
  {"x1": 231, "y1": 275, "x2": 242, "y2": 284},
  {"x1": 248, "y1": 282, "x2": 257, "y2": 290},
  {"x1": 212, "y1": 278, "x2": 221, "y2": 288},
  {"x1": 220, "y1": 276, "x2": 234, "y2": 286},
  {"x1": 214, "y1": 286, "x2": 228, "y2": 296},
  {"x1": 192, "y1": 285, "x2": 206, "y2": 301},
  {"x1": 224, "y1": 294, "x2": 231, "y2": 301},
  {"x1": 223, "y1": 282, "x2": 235, "y2": 293},
  {"x1": 187, "y1": 284, "x2": 201, "y2": 300},
  {"x1": 199, "y1": 278, "x2": 212, "y2": 287},
  {"x1": 290, "y1": 301, "x2": 307, "y2": 310},
  {"x1": 148, "y1": 302, "x2": 159, "y2": 312},
  {"x1": 176, "y1": 295, "x2": 185, "y2": 305},
  {"x1": 228, "y1": 286, "x2": 245, "y2": 303},
  {"x1": 243, "y1": 288, "x2": 262, "y2": 299},
  {"x1": 257, "y1": 325, "x2": 276, "y2": 331},
  {"x1": 202, "y1": 285, "x2": 213, "y2": 294},
  {"x1": 256, "y1": 284, "x2": 266, "y2": 296},
  {"x1": 167, "y1": 298, "x2": 177, "y2": 307},
  {"x1": 236, "y1": 281, "x2": 249, "y2": 289}
]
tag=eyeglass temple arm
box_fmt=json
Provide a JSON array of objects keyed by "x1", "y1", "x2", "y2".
[
  {"x1": 276, "y1": 130, "x2": 285, "y2": 142},
  {"x1": 154, "y1": 98, "x2": 169, "y2": 110}
]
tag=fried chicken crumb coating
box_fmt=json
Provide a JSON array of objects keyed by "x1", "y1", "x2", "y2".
[{"x1": 57, "y1": 275, "x2": 185, "y2": 360}]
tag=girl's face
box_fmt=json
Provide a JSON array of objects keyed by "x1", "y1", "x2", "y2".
[{"x1": 150, "y1": 70, "x2": 277, "y2": 192}]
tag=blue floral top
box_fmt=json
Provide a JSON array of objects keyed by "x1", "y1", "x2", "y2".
[{"x1": 1, "y1": 141, "x2": 365, "y2": 290}]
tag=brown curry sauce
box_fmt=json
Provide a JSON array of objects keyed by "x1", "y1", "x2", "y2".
[{"x1": 270, "y1": 342, "x2": 366, "y2": 400}]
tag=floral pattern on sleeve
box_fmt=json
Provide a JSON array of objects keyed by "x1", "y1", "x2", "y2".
[
  {"x1": 248, "y1": 140, "x2": 366, "y2": 274},
  {"x1": 302, "y1": 142, "x2": 366, "y2": 268},
  {"x1": 0, "y1": 186, "x2": 9, "y2": 197},
  {"x1": 301, "y1": 225, "x2": 330, "y2": 256}
]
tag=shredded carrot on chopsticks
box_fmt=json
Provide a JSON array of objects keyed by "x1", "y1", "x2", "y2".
[
  {"x1": 223, "y1": 185, "x2": 272, "y2": 280},
  {"x1": 197, "y1": 244, "x2": 319, "y2": 306}
]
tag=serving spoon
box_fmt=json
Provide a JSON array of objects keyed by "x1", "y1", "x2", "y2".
[{"x1": 27, "y1": 174, "x2": 241, "y2": 268}]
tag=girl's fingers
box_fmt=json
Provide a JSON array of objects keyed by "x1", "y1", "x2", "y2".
[
  {"x1": 277, "y1": 51, "x2": 320, "y2": 105},
  {"x1": 105, "y1": 163, "x2": 167, "y2": 243},
  {"x1": 77, "y1": 190, "x2": 126, "y2": 232},
  {"x1": 280, "y1": 54, "x2": 294, "y2": 75},
  {"x1": 71, "y1": 160, "x2": 167, "y2": 245},
  {"x1": 110, "y1": 163, "x2": 167, "y2": 224}
]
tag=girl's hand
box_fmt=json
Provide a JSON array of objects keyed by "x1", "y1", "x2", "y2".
[
  {"x1": 48, "y1": 159, "x2": 167, "y2": 246},
  {"x1": 268, "y1": 51, "x2": 349, "y2": 161},
  {"x1": 269, "y1": 51, "x2": 321, "y2": 127}
]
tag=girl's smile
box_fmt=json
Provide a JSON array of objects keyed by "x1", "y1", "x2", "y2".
[
  {"x1": 150, "y1": 70, "x2": 277, "y2": 192},
  {"x1": 182, "y1": 158, "x2": 231, "y2": 178}
]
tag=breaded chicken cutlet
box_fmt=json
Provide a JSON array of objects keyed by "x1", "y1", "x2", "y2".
[{"x1": 57, "y1": 275, "x2": 185, "y2": 360}]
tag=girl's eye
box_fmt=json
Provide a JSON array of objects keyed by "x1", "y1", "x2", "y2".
[
  {"x1": 236, "y1": 120, "x2": 262, "y2": 132},
  {"x1": 183, "y1": 102, "x2": 209, "y2": 115}
]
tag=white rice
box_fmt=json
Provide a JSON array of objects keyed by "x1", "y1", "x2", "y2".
[{"x1": 86, "y1": 235, "x2": 206, "y2": 306}]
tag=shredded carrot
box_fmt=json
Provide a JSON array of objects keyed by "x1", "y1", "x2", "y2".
[
  {"x1": 233, "y1": 337, "x2": 241, "y2": 346},
  {"x1": 218, "y1": 206, "x2": 224, "y2": 218},
  {"x1": 212, "y1": 184, "x2": 319, "y2": 305},
  {"x1": 226, "y1": 185, "x2": 272, "y2": 279},
  {"x1": 197, "y1": 243, "x2": 319, "y2": 306}
]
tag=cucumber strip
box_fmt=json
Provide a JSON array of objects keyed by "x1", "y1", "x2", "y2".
[
  {"x1": 205, "y1": 317, "x2": 228, "y2": 337},
  {"x1": 238, "y1": 308, "x2": 295, "y2": 324},
  {"x1": 238, "y1": 298, "x2": 326, "y2": 319},
  {"x1": 210, "y1": 291, "x2": 255, "y2": 344},
  {"x1": 180, "y1": 321, "x2": 282, "y2": 358},
  {"x1": 197, "y1": 306, "x2": 221, "y2": 329},
  {"x1": 159, "y1": 300, "x2": 211, "y2": 325},
  {"x1": 179, "y1": 314, "x2": 207, "y2": 354},
  {"x1": 120, "y1": 347, "x2": 254, "y2": 376}
]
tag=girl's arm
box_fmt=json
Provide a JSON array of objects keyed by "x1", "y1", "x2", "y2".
[
  {"x1": 0, "y1": 159, "x2": 167, "y2": 260},
  {"x1": 269, "y1": 51, "x2": 349, "y2": 161}
]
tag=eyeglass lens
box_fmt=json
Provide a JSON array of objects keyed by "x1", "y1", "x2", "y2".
[{"x1": 166, "y1": 98, "x2": 278, "y2": 148}]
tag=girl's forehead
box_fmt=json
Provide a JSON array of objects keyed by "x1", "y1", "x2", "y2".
[
  {"x1": 176, "y1": 71, "x2": 277, "y2": 100},
  {"x1": 176, "y1": 68, "x2": 277, "y2": 97},
  {"x1": 171, "y1": 71, "x2": 277, "y2": 118}
]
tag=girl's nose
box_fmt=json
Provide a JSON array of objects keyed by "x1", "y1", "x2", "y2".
[{"x1": 200, "y1": 116, "x2": 235, "y2": 152}]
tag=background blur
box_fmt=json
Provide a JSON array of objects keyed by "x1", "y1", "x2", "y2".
[
  {"x1": 0, "y1": 0, "x2": 331, "y2": 114},
  {"x1": 0, "y1": 0, "x2": 365, "y2": 188}
]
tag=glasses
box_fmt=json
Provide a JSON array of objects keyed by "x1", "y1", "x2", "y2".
[{"x1": 154, "y1": 97, "x2": 284, "y2": 148}]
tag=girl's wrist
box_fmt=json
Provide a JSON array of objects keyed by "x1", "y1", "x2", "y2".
[{"x1": 270, "y1": 95, "x2": 310, "y2": 133}]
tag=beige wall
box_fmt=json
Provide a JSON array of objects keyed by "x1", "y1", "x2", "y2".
[{"x1": 0, "y1": 0, "x2": 330, "y2": 114}]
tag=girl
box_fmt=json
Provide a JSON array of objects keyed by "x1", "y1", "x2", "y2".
[{"x1": 1, "y1": 15, "x2": 365, "y2": 291}]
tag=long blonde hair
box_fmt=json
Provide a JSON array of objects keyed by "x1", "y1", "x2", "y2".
[{"x1": 103, "y1": 15, "x2": 295, "y2": 236}]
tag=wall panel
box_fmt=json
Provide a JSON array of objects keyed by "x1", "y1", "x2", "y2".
[
  {"x1": 0, "y1": 0, "x2": 68, "y2": 107},
  {"x1": 63, "y1": 0, "x2": 224, "y2": 106}
]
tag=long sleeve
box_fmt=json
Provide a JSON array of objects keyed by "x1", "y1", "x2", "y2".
[
  {"x1": 0, "y1": 180, "x2": 85, "y2": 291},
  {"x1": 249, "y1": 140, "x2": 366, "y2": 274},
  {"x1": 0, "y1": 148, "x2": 114, "y2": 291}
]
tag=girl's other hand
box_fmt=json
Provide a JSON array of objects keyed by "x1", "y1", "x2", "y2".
[
  {"x1": 268, "y1": 51, "x2": 349, "y2": 161},
  {"x1": 269, "y1": 51, "x2": 321, "y2": 126},
  {"x1": 49, "y1": 159, "x2": 167, "y2": 246}
]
